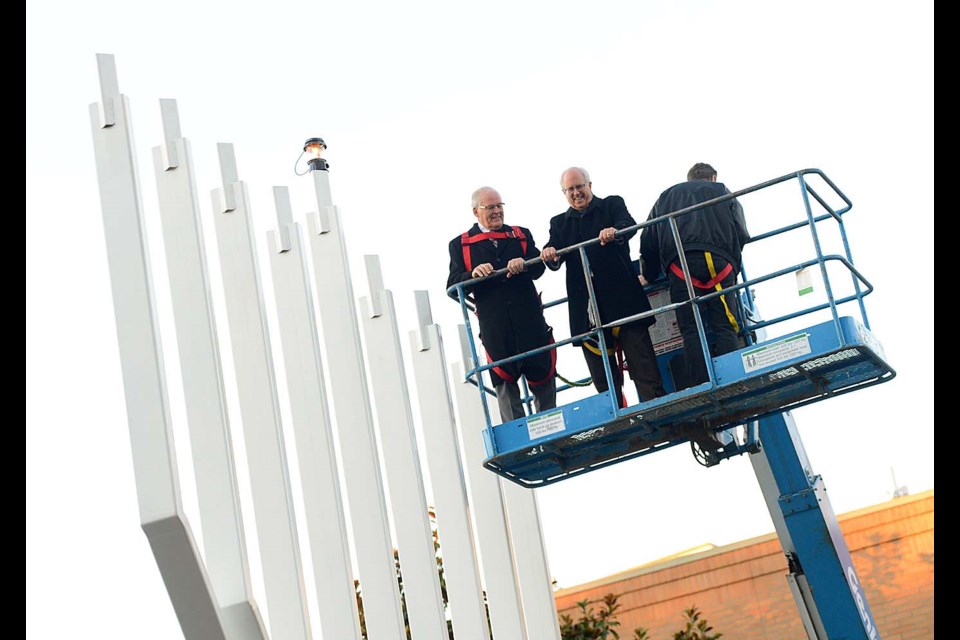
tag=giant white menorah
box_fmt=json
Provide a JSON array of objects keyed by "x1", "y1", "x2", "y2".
[{"x1": 89, "y1": 52, "x2": 560, "y2": 640}]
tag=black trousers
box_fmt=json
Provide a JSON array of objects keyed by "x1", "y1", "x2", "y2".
[
  {"x1": 582, "y1": 322, "x2": 666, "y2": 404},
  {"x1": 668, "y1": 252, "x2": 743, "y2": 387}
]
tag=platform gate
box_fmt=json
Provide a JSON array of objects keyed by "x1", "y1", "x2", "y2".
[{"x1": 89, "y1": 53, "x2": 561, "y2": 640}]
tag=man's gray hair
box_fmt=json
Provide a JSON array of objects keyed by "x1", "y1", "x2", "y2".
[
  {"x1": 560, "y1": 166, "x2": 590, "y2": 186},
  {"x1": 471, "y1": 186, "x2": 498, "y2": 208}
]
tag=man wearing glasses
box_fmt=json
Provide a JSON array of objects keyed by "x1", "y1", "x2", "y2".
[
  {"x1": 447, "y1": 186, "x2": 557, "y2": 422},
  {"x1": 541, "y1": 167, "x2": 665, "y2": 407}
]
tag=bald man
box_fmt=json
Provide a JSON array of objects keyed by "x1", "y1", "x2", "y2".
[
  {"x1": 541, "y1": 167, "x2": 665, "y2": 406},
  {"x1": 447, "y1": 186, "x2": 557, "y2": 422}
]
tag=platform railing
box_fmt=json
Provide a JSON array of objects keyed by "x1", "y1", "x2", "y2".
[{"x1": 447, "y1": 168, "x2": 876, "y2": 426}]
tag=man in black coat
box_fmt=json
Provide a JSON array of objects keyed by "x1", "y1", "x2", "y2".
[
  {"x1": 640, "y1": 162, "x2": 750, "y2": 388},
  {"x1": 541, "y1": 167, "x2": 665, "y2": 406},
  {"x1": 447, "y1": 186, "x2": 557, "y2": 422}
]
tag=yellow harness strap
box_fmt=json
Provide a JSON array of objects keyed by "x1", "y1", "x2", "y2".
[
  {"x1": 705, "y1": 252, "x2": 740, "y2": 333},
  {"x1": 583, "y1": 326, "x2": 620, "y2": 356}
]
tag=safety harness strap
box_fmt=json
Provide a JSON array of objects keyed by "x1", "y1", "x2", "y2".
[
  {"x1": 670, "y1": 252, "x2": 740, "y2": 333},
  {"x1": 487, "y1": 332, "x2": 556, "y2": 386},
  {"x1": 669, "y1": 258, "x2": 733, "y2": 290},
  {"x1": 460, "y1": 228, "x2": 528, "y2": 273}
]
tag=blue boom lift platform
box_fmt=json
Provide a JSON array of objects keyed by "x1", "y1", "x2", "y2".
[{"x1": 448, "y1": 168, "x2": 893, "y2": 639}]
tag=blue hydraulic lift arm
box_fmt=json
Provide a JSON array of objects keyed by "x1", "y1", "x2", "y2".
[{"x1": 752, "y1": 411, "x2": 882, "y2": 639}]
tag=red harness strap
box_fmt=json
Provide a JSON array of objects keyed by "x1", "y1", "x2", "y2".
[
  {"x1": 460, "y1": 228, "x2": 528, "y2": 273},
  {"x1": 462, "y1": 227, "x2": 547, "y2": 384},
  {"x1": 669, "y1": 260, "x2": 733, "y2": 289},
  {"x1": 487, "y1": 354, "x2": 518, "y2": 383},
  {"x1": 487, "y1": 335, "x2": 557, "y2": 386}
]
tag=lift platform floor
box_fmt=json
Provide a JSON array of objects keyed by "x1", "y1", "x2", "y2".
[{"x1": 483, "y1": 315, "x2": 894, "y2": 487}]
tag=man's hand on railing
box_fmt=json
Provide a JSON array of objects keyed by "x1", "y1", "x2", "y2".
[
  {"x1": 598, "y1": 226, "x2": 617, "y2": 246},
  {"x1": 471, "y1": 262, "x2": 495, "y2": 278},
  {"x1": 505, "y1": 257, "x2": 526, "y2": 278},
  {"x1": 541, "y1": 246, "x2": 559, "y2": 263}
]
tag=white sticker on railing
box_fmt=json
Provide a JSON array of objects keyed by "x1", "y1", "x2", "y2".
[
  {"x1": 796, "y1": 267, "x2": 814, "y2": 296},
  {"x1": 741, "y1": 333, "x2": 811, "y2": 373},
  {"x1": 527, "y1": 410, "x2": 566, "y2": 440}
]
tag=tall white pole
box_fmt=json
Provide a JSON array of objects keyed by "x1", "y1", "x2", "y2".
[
  {"x1": 306, "y1": 168, "x2": 407, "y2": 638},
  {"x1": 89, "y1": 53, "x2": 228, "y2": 640},
  {"x1": 502, "y1": 483, "x2": 562, "y2": 638},
  {"x1": 210, "y1": 144, "x2": 312, "y2": 640},
  {"x1": 409, "y1": 293, "x2": 492, "y2": 640},
  {"x1": 451, "y1": 352, "x2": 529, "y2": 639},
  {"x1": 360, "y1": 257, "x2": 450, "y2": 640},
  {"x1": 152, "y1": 98, "x2": 267, "y2": 639},
  {"x1": 267, "y1": 187, "x2": 363, "y2": 640}
]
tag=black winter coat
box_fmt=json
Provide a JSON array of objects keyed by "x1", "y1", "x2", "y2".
[
  {"x1": 446, "y1": 224, "x2": 552, "y2": 383},
  {"x1": 640, "y1": 180, "x2": 750, "y2": 282},
  {"x1": 544, "y1": 195, "x2": 655, "y2": 344}
]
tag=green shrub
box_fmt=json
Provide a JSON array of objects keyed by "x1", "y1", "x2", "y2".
[
  {"x1": 559, "y1": 593, "x2": 623, "y2": 639},
  {"x1": 559, "y1": 594, "x2": 721, "y2": 640},
  {"x1": 672, "y1": 605, "x2": 722, "y2": 640}
]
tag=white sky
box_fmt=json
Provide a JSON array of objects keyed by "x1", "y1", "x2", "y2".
[{"x1": 27, "y1": 1, "x2": 933, "y2": 638}]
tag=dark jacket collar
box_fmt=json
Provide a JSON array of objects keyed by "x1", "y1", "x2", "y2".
[{"x1": 564, "y1": 195, "x2": 601, "y2": 219}]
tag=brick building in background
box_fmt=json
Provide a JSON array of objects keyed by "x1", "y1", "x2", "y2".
[{"x1": 554, "y1": 489, "x2": 933, "y2": 639}]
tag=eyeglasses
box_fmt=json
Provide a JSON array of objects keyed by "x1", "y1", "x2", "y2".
[
  {"x1": 562, "y1": 183, "x2": 588, "y2": 195},
  {"x1": 476, "y1": 202, "x2": 506, "y2": 210}
]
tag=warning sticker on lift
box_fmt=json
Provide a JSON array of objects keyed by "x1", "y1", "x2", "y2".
[
  {"x1": 646, "y1": 288, "x2": 683, "y2": 355},
  {"x1": 527, "y1": 410, "x2": 566, "y2": 441},
  {"x1": 741, "y1": 333, "x2": 812, "y2": 373}
]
